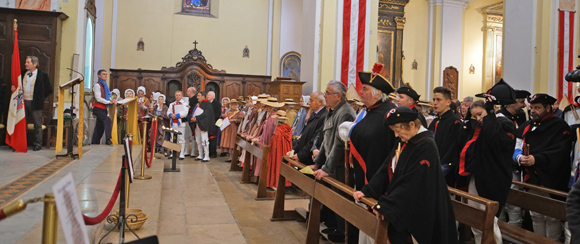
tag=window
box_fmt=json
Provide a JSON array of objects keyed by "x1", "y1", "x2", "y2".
[
  {"x1": 84, "y1": 20, "x2": 94, "y2": 89},
  {"x1": 182, "y1": 0, "x2": 211, "y2": 15}
]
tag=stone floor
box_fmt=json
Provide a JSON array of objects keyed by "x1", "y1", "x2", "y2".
[{"x1": 0, "y1": 144, "x2": 332, "y2": 244}]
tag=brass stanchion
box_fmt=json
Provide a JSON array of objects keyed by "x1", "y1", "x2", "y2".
[
  {"x1": 151, "y1": 116, "x2": 160, "y2": 159},
  {"x1": 42, "y1": 194, "x2": 57, "y2": 244},
  {"x1": 135, "y1": 120, "x2": 152, "y2": 180},
  {"x1": 125, "y1": 169, "x2": 130, "y2": 209}
]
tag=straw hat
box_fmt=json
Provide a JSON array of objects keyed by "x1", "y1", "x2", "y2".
[
  {"x1": 253, "y1": 94, "x2": 268, "y2": 102},
  {"x1": 229, "y1": 99, "x2": 242, "y2": 105},
  {"x1": 263, "y1": 97, "x2": 284, "y2": 108},
  {"x1": 417, "y1": 100, "x2": 433, "y2": 107},
  {"x1": 273, "y1": 110, "x2": 288, "y2": 120},
  {"x1": 284, "y1": 98, "x2": 298, "y2": 105}
]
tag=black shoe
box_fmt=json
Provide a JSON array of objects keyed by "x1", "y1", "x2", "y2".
[
  {"x1": 179, "y1": 157, "x2": 185, "y2": 160},
  {"x1": 210, "y1": 154, "x2": 217, "y2": 158},
  {"x1": 219, "y1": 152, "x2": 227, "y2": 157},
  {"x1": 225, "y1": 159, "x2": 232, "y2": 162},
  {"x1": 202, "y1": 159, "x2": 210, "y2": 162},
  {"x1": 321, "y1": 228, "x2": 340, "y2": 235},
  {"x1": 195, "y1": 157, "x2": 203, "y2": 161},
  {"x1": 105, "y1": 140, "x2": 113, "y2": 145},
  {"x1": 33, "y1": 145, "x2": 41, "y2": 151}
]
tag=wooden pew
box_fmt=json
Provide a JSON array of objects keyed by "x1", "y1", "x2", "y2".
[
  {"x1": 229, "y1": 133, "x2": 273, "y2": 200},
  {"x1": 498, "y1": 181, "x2": 567, "y2": 244},
  {"x1": 272, "y1": 156, "x2": 499, "y2": 243}
]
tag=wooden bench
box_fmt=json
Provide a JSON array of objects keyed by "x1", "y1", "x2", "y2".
[
  {"x1": 498, "y1": 181, "x2": 568, "y2": 244},
  {"x1": 272, "y1": 156, "x2": 499, "y2": 243},
  {"x1": 229, "y1": 133, "x2": 273, "y2": 200}
]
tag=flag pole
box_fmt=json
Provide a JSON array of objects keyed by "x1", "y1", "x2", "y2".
[{"x1": 13, "y1": 19, "x2": 16, "y2": 30}]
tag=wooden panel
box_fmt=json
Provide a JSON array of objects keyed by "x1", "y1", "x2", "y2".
[
  {"x1": 246, "y1": 82, "x2": 262, "y2": 96},
  {"x1": 223, "y1": 81, "x2": 241, "y2": 99},
  {"x1": 143, "y1": 77, "x2": 162, "y2": 94}
]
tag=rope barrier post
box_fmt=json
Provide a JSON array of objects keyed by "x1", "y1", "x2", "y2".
[
  {"x1": 125, "y1": 166, "x2": 130, "y2": 209},
  {"x1": 128, "y1": 134, "x2": 133, "y2": 154},
  {"x1": 151, "y1": 116, "x2": 159, "y2": 159},
  {"x1": 41, "y1": 194, "x2": 57, "y2": 244},
  {"x1": 135, "y1": 120, "x2": 152, "y2": 180}
]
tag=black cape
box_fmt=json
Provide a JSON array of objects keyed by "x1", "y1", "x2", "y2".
[
  {"x1": 187, "y1": 95, "x2": 199, "y2": 132},
  {"x1": 361, "y1": 130, "x2": 457, "y2": 244},
  {"x1": 350, "y1": 101, "x2": 396, "y2": 190},
  {"x1": 427, "y1": 109, "x2": 462, "y2": 185},
  {"x1": 196, "y1": 100, "x2": 215, "y2": 133},
  {"x1": 497, "y1": 107, "x2": 527, "y2": 128},
  {"x1": 459, "y1": 113, "x2": 515, "y2": 212},
  {"x1": 22, "y1": 69, "x2": 53, "y2": 110},
  {"x1": 518, "y1": 115, "x2": 572, "y2": 191}
]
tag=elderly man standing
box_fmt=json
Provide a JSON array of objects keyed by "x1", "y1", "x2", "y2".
[
  {"x1": 311, "y1": 80, "x2": 355, "y2": 242},
  {"x1": 207, "y1": 91, "x2": 221, "y2": 158},
  {"x1": 289, "y1": 91, "x2": 327, "y2": 165}
]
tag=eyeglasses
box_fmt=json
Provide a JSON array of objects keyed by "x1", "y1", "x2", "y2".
[{"x1": 324, "y1": 91, "x2": 339, "y2": 96}]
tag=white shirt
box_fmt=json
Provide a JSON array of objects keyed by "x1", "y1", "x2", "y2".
[{"x1": 23, "y1": 69, "x2": 38, "y2": 101}]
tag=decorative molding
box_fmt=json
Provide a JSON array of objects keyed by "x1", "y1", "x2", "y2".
[
  {"x1": 395, "y1": 16, "x2": 406, "y2": 30},
  {"x1": 482, "y1": 2, "x2": 503, "y2": 16},
  {"x1": 380, "y1": 0, "x2": 410, "y2": 6}
]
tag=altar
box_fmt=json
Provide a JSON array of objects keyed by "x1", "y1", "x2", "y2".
[{"x1": 110, "y1": 43, "x2": 304, "y2": 103}]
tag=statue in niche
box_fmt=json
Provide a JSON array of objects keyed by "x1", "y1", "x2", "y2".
[
  {"x1": 469, "y1": 64, "x2": 475, "y2": 74},
  {"x1": 243, "y1": 46, "x2": 250, "y2": 58},
  {"x1": 412, "y1": 59, "x2": 418, "y2": 70},
  {"x1": 137, "y1": 38, "x2": 144, "y2": 51}
]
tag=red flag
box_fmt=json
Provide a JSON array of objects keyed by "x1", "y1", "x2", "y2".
[
  {"x1": 341, "y1": 0, "x2": 367, "y2": 93},
  {"x1": 6, "y1": 25, "x2": 27, "y2": 152},
  {"x1": 557, "y1": 10, "x2": 575, "y2": 104}
]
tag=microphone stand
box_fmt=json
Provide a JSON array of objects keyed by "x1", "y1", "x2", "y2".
[{"x1": 56, "y1": 68, "x2": 84, "y2": 159}]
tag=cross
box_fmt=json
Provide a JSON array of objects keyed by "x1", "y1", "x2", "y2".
[{"x1": 193, "y1": 40, "x2": 198, "y2": 49}]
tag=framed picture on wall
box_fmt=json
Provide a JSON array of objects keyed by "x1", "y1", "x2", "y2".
[{"x1": 280, "y1": 51, "x2": 301, "y2": 81}]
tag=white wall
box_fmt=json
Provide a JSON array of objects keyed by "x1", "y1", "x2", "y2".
[{"x1": 279, "y1": 0, "x2": 303, "y2": 59}]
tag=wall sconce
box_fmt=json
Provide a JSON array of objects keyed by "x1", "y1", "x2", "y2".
[{"x1": 469, "y1": 64, "x2": 475, "y2": 74}]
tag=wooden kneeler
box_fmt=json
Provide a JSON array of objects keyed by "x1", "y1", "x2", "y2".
[{"x1": 229, "y1": 133, "x2": 274, "y2": 200}]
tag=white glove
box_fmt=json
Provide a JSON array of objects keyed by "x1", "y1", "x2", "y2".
[{"x1": 338, "y1": 121, "x2": 355, "y2": 142}]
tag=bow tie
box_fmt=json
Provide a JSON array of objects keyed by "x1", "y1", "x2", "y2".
[{"x1": 27, "y1": 73, "x2": 32, "y2": 77}]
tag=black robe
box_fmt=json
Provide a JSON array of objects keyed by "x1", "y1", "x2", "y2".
[
  {"x1": 187, "y1": 95, "x2": 199, "y2": 132},
  {"x1": 361, "y1": 130, "x2": 457, "y2": 244},
  {"x1": 196, "y1": 100, "x2": 215, "y2": 132},
  {"x1": 427, "y1": 109, "x2": 462, "y2": 185},
  {"x1": 518, "y1": 115, "x2": 572, "y2": 191},
  {"x1": 459, "y1": 113, "x2": 515, "y2": 212},
  {"x1": 497, "y1": 107, "x2": 527, "y2": 128},
  {"x1": 294, "y1": 107, "x2": 328, "y2": 165},
  {"x1": 350, "y1": 101, "x2": 396, "y2": 190}
]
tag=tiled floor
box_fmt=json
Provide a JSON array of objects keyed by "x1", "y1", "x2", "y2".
[{"x1": 0, "y1": 144, "x2": 331, "y2": 244}]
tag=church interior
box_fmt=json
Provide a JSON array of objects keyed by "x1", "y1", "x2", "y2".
[{"x1": 0, "y1": 0, "x2": 579, "y2": 243}]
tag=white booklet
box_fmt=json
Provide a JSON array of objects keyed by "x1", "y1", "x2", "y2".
[{"x1": 220, "y1": 117, "x2": 231, "y2": 131}]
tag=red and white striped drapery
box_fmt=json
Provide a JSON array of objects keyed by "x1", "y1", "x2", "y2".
[
  {"x1": 341, "y1": 0, "x2": 367, "y2": 92},
  {"x1": 557, "y1": 1, "x2": 576, "y2": 103}
]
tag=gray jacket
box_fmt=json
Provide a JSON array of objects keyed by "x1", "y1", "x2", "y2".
[{"x1": 314, "y1": 100, "x2": 355, "y2": 181}]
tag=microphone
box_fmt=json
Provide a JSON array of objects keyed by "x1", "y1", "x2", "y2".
[{"x1": 66, "y1": 67, "x2": 85, "y2": 81}]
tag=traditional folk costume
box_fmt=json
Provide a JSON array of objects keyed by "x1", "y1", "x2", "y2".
[
  {"x1": 254, "y1": 98, "x2": 283, "y2": 177},
  {"x1": 195, "y1": 98, "x2": 215, "y2": 161},
  {"x1": 361, "y1": 107, "x2": 457, "y2": 244},
  {"x1": 283, "y1": 98, "x2": 298, "y2": 127},
  {"x1": 150, "y1": 95, "x2": 169, "y2": 148},
  {"x1": 220, "y1": 100, "x2": 245, "y2": 153},
  {"x1": 167, "y1": 97, "x2": 188, "y2": 159},
  {"x1": 266, "y1": 110, "x2": 293, "y2": 188},
  {"x1": 513, "y1": 94, "x2": 572, "y2": 240},
  {"x1": 349, "y1": 67, "x2": 397, "y2": 191},
  {"x1": 459, "y1": 79, "x2": 518, "y2": 243},
  {"x1": 427, "y1": 107, "x2": 463, "y2": 186},
  {"x1": 91, "y1": 77, "x2": 113, "y2": 144},
  {"x1": 396, "y1": 86, "x2": 428, "y2": 128}
]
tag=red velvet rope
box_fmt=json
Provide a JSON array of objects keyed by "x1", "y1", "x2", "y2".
[
  {"x1": 83, "y1": 170, "x2": 122, "y2": 225},
  {"x1": 146, "y1": 119, "x2": 157, "y2": 168}
]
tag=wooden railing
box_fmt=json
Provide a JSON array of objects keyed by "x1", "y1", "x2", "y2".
[{"x1": 229, "y1": 134, "x2": 273, "y2": 200}]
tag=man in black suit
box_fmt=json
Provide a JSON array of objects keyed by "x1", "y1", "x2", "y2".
[
  {"x1": 207, "y1": 91, "x2": 221, "y2": 158},
  {"x1": 289, "y1": 91, "x2": 327, "y2": 165},
  {"x1": 12, "y1": 56, "x2": 53, "y2": 151}
]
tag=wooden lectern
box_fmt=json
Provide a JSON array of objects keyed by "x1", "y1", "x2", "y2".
[
  {"x1": 111, "y1": 98, "x2": 140, "y2": 145},
  {"x1": 55, "y1": 77, "x2": 84, "y2": 158}
]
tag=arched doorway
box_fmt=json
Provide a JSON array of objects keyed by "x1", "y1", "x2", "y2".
[
  {"x1": 205, "y1": 82, "x2": 220, "y2": 99},
  {"x1": 166, "y1": 80, "x2": 182, "y2": 104}
]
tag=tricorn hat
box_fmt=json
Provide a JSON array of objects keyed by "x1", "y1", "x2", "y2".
[
  {"x1": 475, "y1": 79, "x2": 516, "y2": 105},
  {"x1": 515, "y1": 90, "x2": 531, "y2": 100},
  {"x1": 397, "y1": 86, "x2": 420, "y2": 101},
  {"x1": 358, "y1": 63, "x2": 395, "y2": 95},
  {"x1": 383, "y1": 106, "x2": 419, "y2": 127},
  {"x1": 529, "y1": 93, "x2": 557, "y2": 105}
]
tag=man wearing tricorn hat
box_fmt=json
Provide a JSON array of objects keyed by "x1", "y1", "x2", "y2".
[
  {"x1": 353, "y1": 106, "x2": 457, "y2": 244},
  {"x1": 513, "y1": 93, "x2": 571, "y2": 240},
  {"x1": 397, "y1": 85, "x2": 427, "y2": 127},
  {"x1": 459, "y1": 79, "x2": 517, "y2": 243},
  {"x1": 339, "y1": 63, "x2": 397, "y2": 243},
  {"x1": 497, "y1": 89, "x2": 530, "y2": 129}
]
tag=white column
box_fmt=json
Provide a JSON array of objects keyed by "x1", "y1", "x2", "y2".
[
  {"x1": 110, "y1": 0, "x2": 118, "y2": 69},
  {"x1": 503, "y1": 0, "x2": 537, "y2": 92},
  {"x1": 94, "y1": 0, "x2": 105, "y2": 71},
  {"x1": 334, "y1": 0, "x2": 343, "y2": 81},
  {"x1": 266, "y1": 0, "x2": 273, "y2": 76},
  {"x1": 438, "y1": 0, "x2": 470, "y2": 99},
  {"x1": 301, "y1": 0, "x2": 321, "y2": 94}
]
